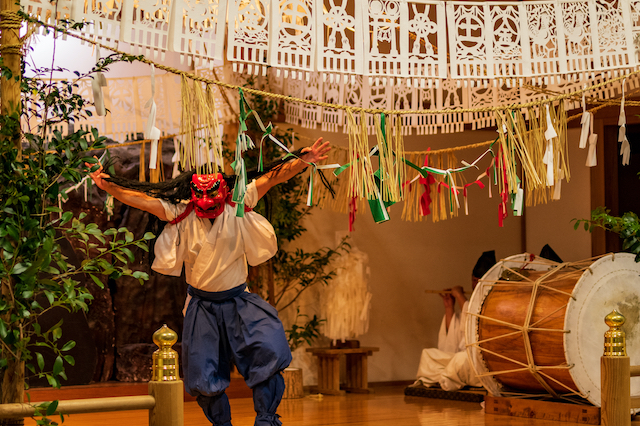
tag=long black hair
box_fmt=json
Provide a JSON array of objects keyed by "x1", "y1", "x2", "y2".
[{"x1": 102, "y1": 148, "x2": 334, "y2": 202}]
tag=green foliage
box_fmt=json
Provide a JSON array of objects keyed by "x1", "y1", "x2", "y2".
[
  {"x1": 0, "y1": 16, "x2": 151, "y2": 417},
  {"x1": 573, "y1": 206, "x2": 640, "y2": 261},
  {"x1": 272, "y1": 238, "x2": 350, "y2": 312},
  {"x1": 287, "y1": 309, "x2": 325, "y2": 352}
]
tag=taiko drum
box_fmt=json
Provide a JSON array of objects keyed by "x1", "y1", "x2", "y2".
[{"x1": 466, "y1": 253, "x2": 640, "y2": 406}]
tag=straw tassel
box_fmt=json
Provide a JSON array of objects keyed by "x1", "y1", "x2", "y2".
[{"x1": 346, "y1": 110, "x2": 376, "y2": 200}]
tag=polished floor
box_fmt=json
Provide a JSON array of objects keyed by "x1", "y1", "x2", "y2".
[{"x1": 23, "y1": 385, "x2": 583, "y2": 426}]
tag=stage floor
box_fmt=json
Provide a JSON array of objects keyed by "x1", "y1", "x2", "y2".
[{"x1": 23, "y1": 384, "x2": 576, "y2": 426}]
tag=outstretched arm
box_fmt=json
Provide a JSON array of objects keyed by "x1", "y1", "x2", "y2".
[
  {"x1": 254, "y1": 137, "x2": 331, "y2": 201},
  {"x1": 86, "y1": 159, "x2": 169, "y2": 221}
]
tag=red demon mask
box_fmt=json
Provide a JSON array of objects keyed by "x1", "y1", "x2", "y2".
[{"x1": 190, "y1": 173, "x2": 229, "y2": 219}]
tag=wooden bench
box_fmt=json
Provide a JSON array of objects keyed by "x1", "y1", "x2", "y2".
[{"x1": 306, "y1": 347, "x2": 379, "y2": 395}]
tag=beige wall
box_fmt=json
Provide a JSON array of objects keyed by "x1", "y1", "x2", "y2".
[{"x1": 286, "y1": 124, "x2": 592, "y2": 384}]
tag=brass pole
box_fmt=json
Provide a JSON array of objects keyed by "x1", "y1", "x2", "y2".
[
  {"x1": 0, "y1": 396, "x2": 156, "y2": 418},
  {"x1": 149, "y1": 325, "x2": 184, "y2": 426}
]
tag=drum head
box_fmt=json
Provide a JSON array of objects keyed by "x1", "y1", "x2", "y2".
[
  {"x1": 565, "y1": 253, "x2": 640, "y2": 406},
  {"x1": 466, "y1": 253, "x2": 557, "y2": 397}
]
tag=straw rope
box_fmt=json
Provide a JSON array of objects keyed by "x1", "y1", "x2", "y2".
[
  {"x1": 0, "y1": 11, "x2": 24, "y2": 55},
  {"x1": 30, "y1": 18, "x2": 640, "y2": 116}
]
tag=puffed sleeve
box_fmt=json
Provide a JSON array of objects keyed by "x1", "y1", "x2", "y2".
[
  {"x1": 244, "y1": 180, "x2": 260, "y2": 209},
  {"x1": 239, "y1": 182, "x2": 278, "y2": 265},
  {"x1": 151, "y1": 200, "x2": 188, "y2": 276}
]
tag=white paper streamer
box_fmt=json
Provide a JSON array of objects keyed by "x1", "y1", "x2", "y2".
[
  {"x1": 579, "y1": 112, "x2": 591, "y2": 149},
  {"x1": 619, "y1": 79, "x2": 630, "y2": 166},
  {"x1": 91, "y1": 46, "x2": 107, "y2": 117},
  {"x1": 542, "y1": 104, "x2": 557, "y2": 186},
  {"x1": 512, "y1": 184, "x2": 524, "y2": 216},
  {"x1": 144, "y1": 65, "x2": 162, "y2": 170}
]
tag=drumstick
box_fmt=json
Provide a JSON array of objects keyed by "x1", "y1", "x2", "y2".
[{"x1": 424, "y1": 289, "x2": 472, "y2": 295}]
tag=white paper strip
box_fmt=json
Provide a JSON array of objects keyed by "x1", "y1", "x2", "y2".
[{"x1": 121, "y1": 0, "x2": 172, "y2": 60}]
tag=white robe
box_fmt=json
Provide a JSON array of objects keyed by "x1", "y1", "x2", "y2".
[
  {"x1": 415, "y1": 301, "x2": 481, "y2": 391},
  {"x1": 151, "y1": 182, "x2": 278, "y2": 312}
]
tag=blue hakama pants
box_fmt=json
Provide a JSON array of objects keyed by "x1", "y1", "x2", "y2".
[{"x1": 183, "y1": 284, "x2": 292, "y2": 426}]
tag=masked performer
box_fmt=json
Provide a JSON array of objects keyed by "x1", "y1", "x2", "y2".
[{"x1": 88, "y1": 138, "x2": 330, "y2": 426}]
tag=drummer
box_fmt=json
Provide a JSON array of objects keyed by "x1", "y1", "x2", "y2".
[{"x1": 411, "y1": 250, "x2": 496, "y2": 391}]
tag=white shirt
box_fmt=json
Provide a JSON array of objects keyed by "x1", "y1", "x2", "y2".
[
  {"x1": 151, "y1": 181, "x2": 278, "y2": 292},
  {"x1": 437, "y1": 300, "x2": 469, "y2": 354}
]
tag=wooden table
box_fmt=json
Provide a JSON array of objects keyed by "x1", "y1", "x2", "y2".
[{"x1": 306, "y1": 347, "x2": 379, "y2": 395}]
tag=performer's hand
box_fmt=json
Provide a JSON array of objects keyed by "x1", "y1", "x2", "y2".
[
  {"x1": 451, "y1": 286, "x2": 465, "y2": 299},
  {"x1": 84, "y1": 156, "x2": 111, "y2": 191},
  {"x1": 440, "y1": 289, "x2": 455, "y2": 310},
  {"x1": 301, "y1": 137, "x2": 330, "y2": 164},
  {"x1": 451, "y1": 285, "x2": 468, "y2": 309}
]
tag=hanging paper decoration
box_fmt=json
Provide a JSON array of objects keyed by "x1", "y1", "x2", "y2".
[
  {"x1": 301, "y1": 73, "x2": 321, "y2": 129},
  {"x1": 22, "y1": 0, "x2": 73, "y2": 31},
  {"x1": 120, "y1": 0, "x2": 171, "y2": 60},
  {"x1": 70, "y1": 0, "x2": 121, "y2": 47},
  {"x1": 270, "y1": 0, "x2": 314, "y2": 78},
  {"x1": 226, "y1": 0, "x2": 271, "y2": 75},
  {"x1": 144, "y1": 65, "x2": 162, "y2": 183},
  {"x1": 26, "y1": 0, "x2": 640, "y2": 84},
  {"x1": 543, "y1": 104, "x2": 558, "y2": 186},
  {"x1": 619, "y1": 79, "x2": 631, "y2": 166},
  {"x1": 579, "y1": 90, "x2": 591, "y2": 150},
  {"x1": 315, "y1": 0, "x2": 364, "y2": 77},
  {"x1": 321, "y1": 246, "x2": 372, "y2": 343},
  {"x1": 320, "y1": 80, "x2": 344, "y2": 133},
  {"x1": 91, "y1": 46, "x2": 107, "y2": 117},
  {"x1": 168, "y1": 0, "x2": 228, "y2": 67},
  {"x1": 361, "y1": 0, "x2": 407, "y2": 79}
]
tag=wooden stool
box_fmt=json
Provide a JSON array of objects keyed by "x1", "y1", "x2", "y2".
[{"x1": 306, "y1": 347, "x2": 379, "y2": 395}]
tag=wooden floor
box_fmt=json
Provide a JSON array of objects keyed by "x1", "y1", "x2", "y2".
[{"x1": 23, "y1": 384, "x2": 581, "y2": 426}]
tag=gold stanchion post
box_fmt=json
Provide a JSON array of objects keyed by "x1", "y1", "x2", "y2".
[
  {"x1": 148, "y1": 325, "x2": 184, "y2": 426},
  {"x1": 601, "y1": 310, "x2": 630, "y2": 426}
]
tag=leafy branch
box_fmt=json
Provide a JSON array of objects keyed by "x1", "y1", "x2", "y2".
[{"x1": 574, "y1": 206, "x2": 640, "y2": 261}]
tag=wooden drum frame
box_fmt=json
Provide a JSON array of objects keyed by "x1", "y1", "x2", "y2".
[{"x1": 465, "y1": 253, "x2": 640, "y2": 406}]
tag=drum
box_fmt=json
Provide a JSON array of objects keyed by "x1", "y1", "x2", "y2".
[{"x1": 466, "y1": 253, "x2": 640, "y2": 406}]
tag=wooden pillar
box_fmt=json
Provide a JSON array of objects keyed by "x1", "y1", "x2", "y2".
[
  {"x1": 148, "y1": 381, "x2": 184, "y2": 426},
  {"x1": 0, "y1": 3, "x2": 24, "y2": 422},
  {"x1": 0, "y1": 0, "x2": 23, "y2": 151},
  {"x1": 601, "y1": 310, "x2": 631, "y2": 426},
  {"x1": 601, "y1": 356, "x2": 630, "y2": 426}
]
